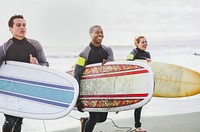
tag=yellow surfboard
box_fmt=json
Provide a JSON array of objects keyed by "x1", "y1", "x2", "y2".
[{"x1": 149, "y1": 61, "x2": 200, "y2": 97}]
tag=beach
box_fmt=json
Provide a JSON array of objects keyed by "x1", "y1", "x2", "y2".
[
  {"x1": 1, "y1": 94, "x2": 200, "y2": 132},
  {"x1": 1, "y1": 0, "x2": 200, "y2": 131},
  {"x1": 1, "y1": 45, "x2": 200, "y2": 132},
  {"x1": 1, "y1": 105, "x2": 200, "y2": 132}
]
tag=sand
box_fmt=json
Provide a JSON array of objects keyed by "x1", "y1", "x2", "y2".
[{"x1": 1, "y1": 95, "x2": 200, "y2": 132}]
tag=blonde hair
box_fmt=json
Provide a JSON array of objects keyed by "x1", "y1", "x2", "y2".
[{"x1": 134, "y1": 36, "x2": 145, "y2": 46}]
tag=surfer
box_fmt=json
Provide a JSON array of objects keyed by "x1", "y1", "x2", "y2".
[
  {"x1": 127, "y1": 36, "x2": 151, "y2": 132},
  {"x1": 0, "y1": 15, "x2": 48, "y2": 132},
  {"x1": 74, "y1": 25, "x2": 114, "y2": 132}
]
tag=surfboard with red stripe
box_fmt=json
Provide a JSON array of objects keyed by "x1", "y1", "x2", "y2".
[{"x1": 67, "y1": 61, "x2": 154, "y2": 112}]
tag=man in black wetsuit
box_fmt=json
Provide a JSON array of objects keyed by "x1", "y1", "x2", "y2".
[
  {"x1": 0, "y1": 15, "x2": 48, "y2": 132},
  {"x1": 74, "y1": 25, "x2": 114, "y2": 132}
]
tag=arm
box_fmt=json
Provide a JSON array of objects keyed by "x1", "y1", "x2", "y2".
[
  {"x1": 0, "y1": 44, "x2": 6, "y2": 66},
  {"x1": 74, "y1": 46, "x2": 90, "y2": 85},
  {"x1": 0, "y1": 41, "x2": 12, "y2": 66},
  {"x1": 28, "y1": 39, "x2": 49, "y2": 67},
  {"x1": 127, "y1": 49, "x2": 137, "y2": 61},
  {"x1": 102, "y1": 45, "x2": 114, "y2": 62},
  {"x1": 107, "y1": 47, "x2": 114, "y2": 61},
  {"x1": 74, "y1": 56, "x2": 86, "y2": 85},
  {"x1": 74, "y1": 52, "x2": 88, "y2": 112},
  {"x1": 146, "y1": 51, "x2": 151, "y2": 62}
]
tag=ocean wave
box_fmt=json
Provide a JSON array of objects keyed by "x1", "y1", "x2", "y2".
[
  {"x1": 45, "y1": 43, "x2": 200, "y2": 59},
  {"x1": 46, "y1": 53, "x2": 78, "y2": 58}
]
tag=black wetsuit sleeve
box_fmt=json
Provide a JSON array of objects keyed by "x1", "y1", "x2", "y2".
[
  {"x1": 102, "y1": 45, "x2": 114, "y2": 61},
  {"x1": 127, "y1": 49, "x2": 137, "y2": 61},
  {"x1": 74, "y1": 64, "x2": 85, "y2": 86},
  {"x1": 107, "y1": 47, "x2": 114, "y2": 61},
  {"x1": 146, "y1": 51, "x2": 151, "y2": 59},
  {"x1": 28, "y1": 39, "x2": 49, "y2": 67},
  {"x1": 0, "y1": 44, "x2": 6, "y2": 65},
  {"x1": 35, "y1": 43, "x2": 49, "y2": 67},
  {"x1": 74, "y1": 49, "x2": 89, "y2": 86}
]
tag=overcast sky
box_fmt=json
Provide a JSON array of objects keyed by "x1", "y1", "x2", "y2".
[{"x1": 1, "y1": 0, "x2": 200, "y2": 47}]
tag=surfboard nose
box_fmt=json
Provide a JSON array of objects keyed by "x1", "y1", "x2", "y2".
[{"x1": 149, "y1": 61, "x2": 200, "y2": 98}]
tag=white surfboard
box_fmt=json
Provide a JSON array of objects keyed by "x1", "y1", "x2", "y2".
[
  {"x1": 149, "y1": 61, "x2": 200, "y2": 97},
  {"x1": 135, "y1": 59, "x2": 200, "y2": 97},
  {"x1": 67, "y1": 61, "x2": 154, "y2": 112},
  {"x1": 0, "y1": 61, "x2": 79, "y2": 120}
]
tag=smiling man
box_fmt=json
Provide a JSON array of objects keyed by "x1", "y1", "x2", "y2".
[{"x1": 74, "y1": 25, "x2": 114, "y2": 132}]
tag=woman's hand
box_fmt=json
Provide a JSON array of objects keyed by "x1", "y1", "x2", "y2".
[{"x1": 146, "y1": 58, "x2": 151, "y2": 63}]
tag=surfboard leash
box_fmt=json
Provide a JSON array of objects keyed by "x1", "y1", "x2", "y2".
[
  {"x1": 103, "y1": 118, "x2": 133, "y2": 132},
  {"x1": 42, "y1": 120, "x2": 48, "y2": 132},
  {"x1": 67, "y1": 114, "x2": 134, "y2": 132}
]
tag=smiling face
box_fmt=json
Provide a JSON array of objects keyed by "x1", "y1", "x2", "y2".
[
  {"x1": 89, "y1": 26, "x2": 104, "y2": 47},
  {"x1": 9, "y1": 18, "x2": 26, "y2": 40},
  {"x1": 135, "y1": 37, "x2": 148, "y2": 51}
]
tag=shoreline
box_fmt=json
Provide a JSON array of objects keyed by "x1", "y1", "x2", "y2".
[{"x1": 0, "y1": 55, "x2": 200, "y2": 132}]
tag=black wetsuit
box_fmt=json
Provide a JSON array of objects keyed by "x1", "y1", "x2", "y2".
[
  {"x1": 0, "y1": 37, "x2": 48, "y2": 132},
  {"x1": 6, "y1": 38, "x2": 37, "y2": 62},
  {"x1": 127, "y1": 47, "x2": 151, "y2": 128},
  {"x1": 74, "y1": 43, "x2": 114, "y2": 132}
]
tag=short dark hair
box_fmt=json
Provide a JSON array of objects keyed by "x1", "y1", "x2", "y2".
[
  {"x1": 8, "y1": 15, "x2": 24, "y2": 28},
  {"x1": 89, "y1": 25, "x2": 101, "y2": 34}
]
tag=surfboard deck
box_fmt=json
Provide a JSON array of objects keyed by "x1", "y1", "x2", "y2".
[
  {"x1": 116, "y1": 59, "x2": 200, "y2": 98},
  {"x1": 67, "y1": 61, "x2": 154, "y2": 112},
  {"x1": 148, "y1": 61, "x2": 200, "y2": 97},
  {"x1": 0, "y1": 61, "x2": 79, "y2": 120}
]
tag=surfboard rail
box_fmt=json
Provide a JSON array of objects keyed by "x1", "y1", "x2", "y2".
[
  {"x1": 68, "y1": 61, "x2": 154, "y2": 112},
  {"x1": 149, "y1": 61, "x2": 200, "y2": 97},
  {"x1": 0, "y1": 61, "x2": 79, "y2": 119}
]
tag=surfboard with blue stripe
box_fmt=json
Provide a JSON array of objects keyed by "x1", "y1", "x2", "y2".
[{"x1": 0, "y1": 61, "x2": 79, "y2": 120}]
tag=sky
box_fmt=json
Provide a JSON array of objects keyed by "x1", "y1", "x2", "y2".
[{"x1": 0, "y1": 0, "x2": 200, "y2": 47}]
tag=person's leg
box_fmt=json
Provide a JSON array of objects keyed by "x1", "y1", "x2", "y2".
[
  {"x1": 84, "y1": 112, "x2": 100, "y2": 132},
  {"x1": 134, "y1": 107, "x2": 146, "y2": 132},
  {"x1": 81, "y1": 112, "x2": 108, "y2": 132},
  {"x1": 97, "y1": 112, "x2": 108, "y2": 123},
  {"x1": 2, "y1": 114, "x2": 23, "y2": 132},
  {"x1": 134, "y1": 107, "x2": 142, "y2": 128},
  {"x1": 80, "y1": 117, "x2": 88, "y2": 132},
  {"x1": 13, "y1": 117, "x2": 23, "y2": 132}
]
